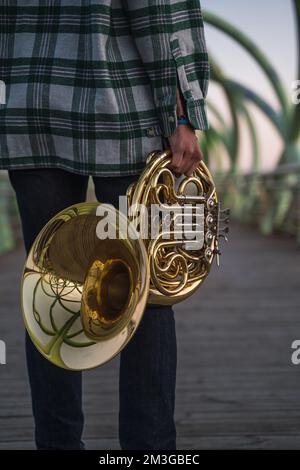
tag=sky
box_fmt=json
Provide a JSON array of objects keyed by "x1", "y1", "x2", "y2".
[{"x1": 200, "y1": 0, "x2": 298, "y2": 172}]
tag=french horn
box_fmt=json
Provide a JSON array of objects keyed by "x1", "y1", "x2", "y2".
[{"x1": 21, "y1": 148, "x2": 229, "y2": 370}]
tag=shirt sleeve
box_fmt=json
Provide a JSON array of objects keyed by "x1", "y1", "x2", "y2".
[{"x1": 122, "y1": 0, "x2": 210, "y2": 137}]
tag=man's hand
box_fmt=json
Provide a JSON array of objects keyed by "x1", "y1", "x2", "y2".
[
  {"x1": 167, "y1": 85, "x2": 203, "y2": 177},
  {"x1": 167, "y1": 124, "x2": 203, "y2": 177}
]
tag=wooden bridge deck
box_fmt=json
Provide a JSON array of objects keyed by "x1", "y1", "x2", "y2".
[{"x1": 0, "y1": 222, "x2": 300, "y2": 450}]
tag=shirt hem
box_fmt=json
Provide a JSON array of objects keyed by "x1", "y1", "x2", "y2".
[{"x1": 0, "y1": 158, "x2": 147, "y2": 177}]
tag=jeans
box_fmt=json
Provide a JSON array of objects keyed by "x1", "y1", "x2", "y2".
[{"x1": 8, "y1": 167, "x2": 177, "y2": 450}]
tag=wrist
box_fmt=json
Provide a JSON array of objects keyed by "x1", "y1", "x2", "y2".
[
  {"x1": 176, "y1": 113, "x2": 195, "y2": 132},
  {"x1": 177, "y1": 113, "x2": 188, "y2": 119}
]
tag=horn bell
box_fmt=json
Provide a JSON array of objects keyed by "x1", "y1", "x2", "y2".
[{"x1": 21, "y1": 202, "x2": 149, "y2": 370}]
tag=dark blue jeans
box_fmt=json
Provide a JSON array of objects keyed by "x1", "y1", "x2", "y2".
[{"x1": 8, "y1": 168, "x2": 177, "y2": 450}]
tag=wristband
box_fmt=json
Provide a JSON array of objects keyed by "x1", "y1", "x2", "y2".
[
  {"x1": 177, "y1": 113, "x2": 190, "y2": 125},
  {"x1": 177, "y1": 114, "x2": 195, "y2": 132},
  {"x1": 177, "y1": 118, "x2": 190, "y2": 124}
]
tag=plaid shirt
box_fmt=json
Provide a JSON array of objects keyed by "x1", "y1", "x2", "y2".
[{"x1": 0, "y1": 0, "x2": 209, "y2": 176}]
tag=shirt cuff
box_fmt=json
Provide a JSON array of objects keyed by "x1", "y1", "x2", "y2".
[
  {"x1": 156, "y1": 99, "x2": 209, "y2": 138},
  {"x1": 186, "y1": 98, "x2": 209, "y2": 132}
]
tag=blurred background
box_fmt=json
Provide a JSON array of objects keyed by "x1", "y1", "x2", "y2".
[{"x1": 0, "y1": 0, "x2": 300, "y2": 450}]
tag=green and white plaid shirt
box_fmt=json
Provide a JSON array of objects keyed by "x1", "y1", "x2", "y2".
[{"x1": 0, "y1": 0, "x2": 209, "y2": 176}]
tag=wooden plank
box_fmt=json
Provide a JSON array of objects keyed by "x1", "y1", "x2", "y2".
[{"x1": 0, "y1": 222, "x2": 300, "y2": 449}]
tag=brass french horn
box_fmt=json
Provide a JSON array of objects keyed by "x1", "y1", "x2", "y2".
[{"x1": 21, "y1": 148, "x2": 229, "y2": 370}]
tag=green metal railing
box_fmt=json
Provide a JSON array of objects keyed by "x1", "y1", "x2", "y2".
[
  {"x1": 201, "y1": 0, "x2": 300, "y2": 241},
  {"x1": 217, "y1": 164, "x2": 300, "y2": 243}
]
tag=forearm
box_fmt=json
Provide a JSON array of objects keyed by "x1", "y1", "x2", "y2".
[
  {"x1": 176, "y1": 84, "x2": 196, "y2": 133},
  {"x1": 176, "y1": 85, "x2": 186, "y2": 116}
]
